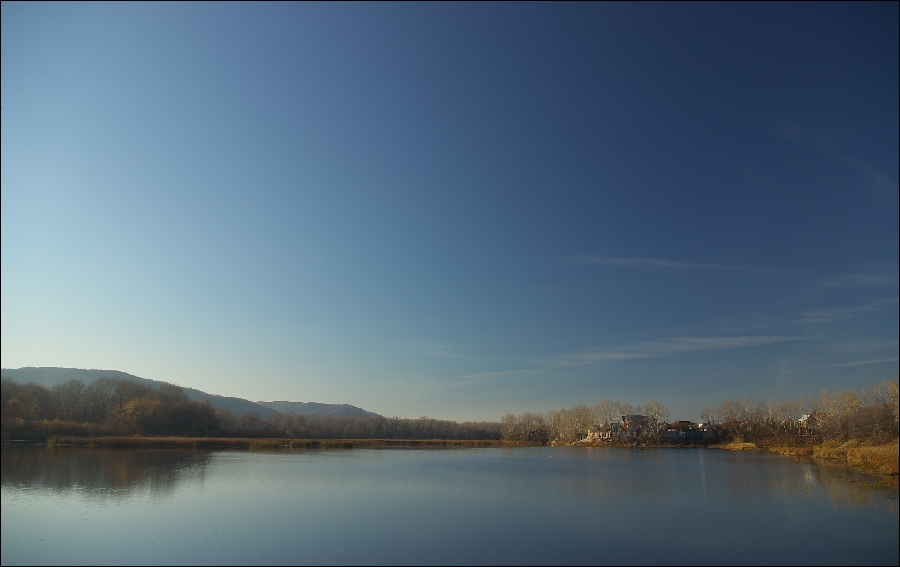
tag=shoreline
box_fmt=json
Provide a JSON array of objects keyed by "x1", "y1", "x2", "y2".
[
  {"x1": 4, "y1": 436, "x2": 505, "y2": 450},
  {"x1": 712, "y1": 438, "x2": 899, "y2": 480},
  {"x1": 5, "y1": 435, "x2": 897, "y2": 483},
  {"x1": 551, "y1": 437, "x2": 900, "y2": 483}
]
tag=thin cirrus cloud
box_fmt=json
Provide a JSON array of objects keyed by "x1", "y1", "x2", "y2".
[
  {"x1": 395, "y1": 378, "x2": 491, "y2": 400},
  {"x1": 813, "y1": 272, "x2": 899, "y2": 288},
  {"x1": 797, "y1": 298, "x2": 899, "y2": 325},
  {"x1": 774, "y1": 125, "x2": 898, "y2": 200},
  {"x1": 570, "y1": 256, "x2": 769, "y2": 272},
  {"x1": 815, "y1": 140, "x2": 899, "y2": 200},
  {"x1": 405, "y1": 343, "x2": 461, "y2": 358},
  {"x1": 720, "y1": 150, "x2": 786, "y2": 194},
  {"x1": 547, "y1": 335, "x2": 802, "y2": 368},
  {"x1": 805, "y1": 357, "x2": 900, "y2": 371},
  {"x1": 454, "y1": 369, "x2": 541, "y2": 381}
]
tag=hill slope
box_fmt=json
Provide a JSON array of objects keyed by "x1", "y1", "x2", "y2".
[
  {"x1": 1, "y1": 367, "x2": 380, "y2": 419},
  {"x1": 256, "y1": 400, "x2": 380, "y2": 418}
]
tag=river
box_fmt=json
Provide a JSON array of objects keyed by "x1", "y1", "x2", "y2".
[{"x1": 1, "y1": 444, "x2": 897, "y2": 565}]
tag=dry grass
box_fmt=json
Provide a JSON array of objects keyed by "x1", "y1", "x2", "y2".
[
  {"x1": 762, "y1": 438, "x2": 899, "y2": 476},
  {"x1": 764, "y1": 445, "x2": 815, "y2": 457},
  {"x1": 46, "y1": 436, "x2": 504, "y2": 449},
  {"x1": 711, "y1": 441, "x2": 759, "y2": 451},
  {"x1": 813, "y1": 440, "x2": 899, "y2": 476}
]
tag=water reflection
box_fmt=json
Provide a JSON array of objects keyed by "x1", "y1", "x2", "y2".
[
  {"x1": 789, "y1": 455, "x2": 899, "y2": 512},
  {"x1": 1, "y1": 444, "x2": 211, "y2": 498},
  {"x1": 2, "y1": 444, "x2": 895, "y2": 510},
  {"x1": 1, "y1": 445, "x2": 896, "y2": 565},
  {"x1": 492, "y1": 447, "x2": 897, "y2": 513}
]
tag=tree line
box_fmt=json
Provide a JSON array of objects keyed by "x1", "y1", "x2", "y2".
[
  {"x1": 501, "y1": 379, "x2": 898, "y2": 445},
  {"x1": 0, "y1": 377, "x2": 501, "y2": 440},
  {"x1": 501, "y1": 399, "x2": 670, "y2": 444},
  {"x1": 700, "y1": 379, "x2": 898, "y2": 444},
  {"x1": 3, "y1": 375, "x2": 896, "y2": 444}
]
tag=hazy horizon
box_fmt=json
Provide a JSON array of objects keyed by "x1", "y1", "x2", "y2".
[{"x1": 2, "y1": 3, "x2": 897, "y2": 422}]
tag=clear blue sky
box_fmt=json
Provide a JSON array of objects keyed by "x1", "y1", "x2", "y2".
[{"x1": 2, "y1": 2, "x2": 897, "y2": 421}]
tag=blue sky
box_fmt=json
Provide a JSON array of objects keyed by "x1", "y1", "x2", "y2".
[{"x1": 2, "y1": 2, "x2": 897, "y2": 421}]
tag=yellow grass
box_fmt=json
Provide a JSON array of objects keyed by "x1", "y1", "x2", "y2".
[
  {"x1": 812, "y1": 440, "x2": 899, "y2": 476},
  {"x1": 761, "y1": 439, "x2": 899, "y2": 476},
  {"x1": 46, "y1": 436, "x2": 504, "y2": 449},
  {"x1": 713, "y1": 441, "x2": 759, "y2": 451}
]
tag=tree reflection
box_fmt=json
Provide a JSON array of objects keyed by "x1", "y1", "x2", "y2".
[{"x1": 1, "y1": 444, "x2": 211, "y2": 498}]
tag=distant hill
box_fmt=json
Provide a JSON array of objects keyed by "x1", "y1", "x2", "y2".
[
  {"x1": 256, "y1": 401, "x2": 380, "y2": 418},
  {"x1": 1, "y1": 367, "x2": 158, "y2": 389},
  {"x1": 1, "y1": 367, "x2": 380, "y2": 420},
  {"x1": 1, "y1": 367, "x2": 277, "y2": 418}
]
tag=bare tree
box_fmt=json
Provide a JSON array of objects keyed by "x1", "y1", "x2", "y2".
[{"x1": 639, "y1": 400, "x2": 670, "y2": 436}]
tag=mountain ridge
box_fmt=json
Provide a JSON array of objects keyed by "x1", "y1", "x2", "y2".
[
  {"x1": 255, "y1": 400, "x2": 380, "y2": 418},
  {"x1": 1, "y1": 367, "x2": 381, "y2": 419}
]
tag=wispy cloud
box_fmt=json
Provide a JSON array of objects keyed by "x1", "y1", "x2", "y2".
[
  {"x1": 401, "y1": 342, "x2": 474, "y2": 359},
  {"x1": 815, "y1": 140, "x2": 899, "y2": 200},
  {"x1": 797, "y1": 298, "x2": 898, "y2": 324},
  {"x1": 721, "y1": 150, "x2": 786, "y2": 193},
  {"x1": 570, "y1": 255, "x2": 771, "y2": 273},
  {"x1": 814, "y1": 272, "x2": 898, "y2": 289},
  {"x1": 394, "y1": 378, "x2": 487, "y2": 400},
  {"x1": 820, "y1": 338, "x2": 899, "y2": 355},
  {"x1": 774, "y1": 124, "x2": 803, "y2": 144},
  {"x1": 548, "y1": 335, "x2": 801, "y2": 368},
  {"x1": 773, "y1": 125, "x2": 898, "y2": 200},
  {"x1": 807, "y1": 357, "x2": 899, "y2": 371},
  {"x1": 454, "y1": 369, "x2": 540, "y2": 380}
]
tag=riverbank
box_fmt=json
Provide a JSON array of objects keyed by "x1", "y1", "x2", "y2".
[
  {"x1": 11, "y1": 435, "x2": 898, "y2": 482},
  {"x1": 550, "y1": 436, "x2": 899, "y2": 483},
  {"x1": 714, "y1": 438, "x2": 899, "y2": 481},
  {"x1": 27, "y1": 436, "x2": 503, "y2": 449}
]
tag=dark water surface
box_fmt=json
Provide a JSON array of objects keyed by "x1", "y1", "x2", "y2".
[{"x1": 1, "y1": 444, "x2": 897, "y2": 565}]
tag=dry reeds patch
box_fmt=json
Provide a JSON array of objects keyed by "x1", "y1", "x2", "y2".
[
  {"x1": 712, "y1": 441, "x2": 759, "y2": 450},
  {"x1": 46, "y1": 436, "x2": 504, "y2": 450},
  {"x1": 760, "y1": 439, "x2": 898, "y2": 476},
  {"x1": 813, "y1": 440, "x2": 899, "y2": 476},
  {"x1": 765, "y1": 445, "x2": 815, "y2": 457}
]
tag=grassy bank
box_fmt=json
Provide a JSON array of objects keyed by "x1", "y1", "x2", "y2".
[
  {"x1": 771, "y1": 439, "x2": 898, "y2": 476},
  {"x1": 42, "y1": 436, "x2": 504, "y2": 449},
  {"x1": 716, "y1": 438, "x2": 899, "y2": 478},
  {"x1": 20, "y1": 436, "x2": 900, "y2": 480}
]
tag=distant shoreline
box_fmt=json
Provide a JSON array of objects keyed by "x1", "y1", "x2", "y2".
[
  {"x1": 5, "y1": 435, "x2": 896, "y2": 479},
  {"x1": 4, "y1": 436, "x2": 505, "y2": 450},
  {"x1": 713, "y1": 438, "x2": 899, "y2": 480}
]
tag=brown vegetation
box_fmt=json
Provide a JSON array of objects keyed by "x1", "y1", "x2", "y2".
[
  {"x1": 502, "y1": 379, "x2": 899, "y2": 478},
  {"x1": 766, "y1": 440, "x2": 899, "y2": 476},
  {"x1": 45, "y1": 436, "x2": 504, "y2": 449},
  {"x1": 4, "y1": 374, "x2": 897, "y2": 480},
  {"x1": 501, "y1": 399, "x2": 672, "y2": 445},
  {"x1": 1, "y1": 376, "x2": 502, "y2": 441}
]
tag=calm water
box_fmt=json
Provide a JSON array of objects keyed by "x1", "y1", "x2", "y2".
[{"x1": 1, "y1": 444, "x2": 897, "y2": 565}]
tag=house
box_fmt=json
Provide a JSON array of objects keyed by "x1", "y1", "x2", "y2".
[
  {"x1": 798, "y1": 413, "x2": 817, "y2": 434},
  {"x1": 622, "y1": 414, "x2": 648, "y2": 436},
  {"x1": 585, "y1": 424, "x2": 616, "y2": 441}
]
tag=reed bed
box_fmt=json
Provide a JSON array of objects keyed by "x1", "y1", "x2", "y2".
[
  {"x1": 46, "y1": 436, "x2": 504, "y2": 449},
  {"x1": 712, "y1": 441, "x2": 760, "y2": 451},
  {"x1": 759, "y1": 439, "x2": 899, "y2": 476},
  {"x1": 811, "y1": 440, "x2": 899, "y2": 476}
]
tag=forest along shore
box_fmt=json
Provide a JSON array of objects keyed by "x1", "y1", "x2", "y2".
[
  {"x1": 27, "y1": 437, "x2": 502, "y2": 449},
  {"x1": 502, "y1": 379, "x2": 898, "y2": 480},
  {"x1": 17, "y1": 435, "x2": 897, "y2": 482},
  {"x1": 3, "y1": 375, "x2": 897, "y2": 481}
]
